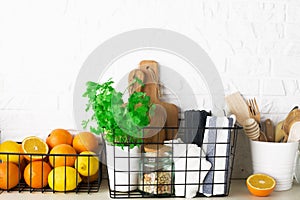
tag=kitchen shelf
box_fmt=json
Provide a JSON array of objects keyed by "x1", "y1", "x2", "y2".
[{"x1": 2, "y1": 179, "x2": 300, "y2": 200}]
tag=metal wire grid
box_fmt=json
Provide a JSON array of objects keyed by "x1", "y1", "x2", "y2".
[
  {"x1": 0, "y1": 153, "x2": 102, "y2": 194},
  {"x1": 106, "y1": 126, "x2": 240, "y2": 198}
]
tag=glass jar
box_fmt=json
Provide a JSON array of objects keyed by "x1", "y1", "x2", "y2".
[{"x1": 138, "y1": 145, "x2": 174, "y2": 196}]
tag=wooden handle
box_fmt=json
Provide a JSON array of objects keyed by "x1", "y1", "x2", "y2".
[
  {"x1": 225, "y1": 92, "x2": 250, "y2": 126},
  {"x1": 128, "y1": 69, "x2": 145, "y2": 94},
  {"x1": 265, "y1": 119, "x2": 275, "y2": 142},
  {"x1": 139, "y1": 60, "x2": 161, "y2": 99}
]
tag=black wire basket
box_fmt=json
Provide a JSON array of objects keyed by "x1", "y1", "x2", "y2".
[
  {"x1": 105, "y1": 126, "x2": 240, "y2": 198},
  {"x1": 0, "y1": 152, "x2": 102, "y2": 194}
]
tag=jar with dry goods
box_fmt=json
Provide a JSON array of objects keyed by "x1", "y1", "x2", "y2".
[{"x1": 138, "y1": 144, "x2": 174, "y2": 196}]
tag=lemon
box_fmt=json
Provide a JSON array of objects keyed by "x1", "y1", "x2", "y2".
[
  {"x1": 48, "y1": 166, "x2": 82, "y2": 191},
  {"x1": 0, "y1": 140, "x2": 23, "y2": 164},
  {"x1": 75, "y1": 151, "x2": 99, "y2": 176}
]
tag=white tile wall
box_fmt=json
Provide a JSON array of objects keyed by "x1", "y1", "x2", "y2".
[
  {"x1": 1, "y1": 0, "x2": 300, "y2": 177},
  {"x1": 0, "y1": 0, "x2": 299, "y2": 136}
]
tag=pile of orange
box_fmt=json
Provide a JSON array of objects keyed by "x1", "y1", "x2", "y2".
[{"x1": 0, "y1": 129, "x2": 100, "y2": 191}]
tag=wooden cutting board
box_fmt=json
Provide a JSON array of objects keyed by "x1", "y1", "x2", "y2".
[
  {"x1": 128, "y1": 70, "x2": 166, "y2": 144},
  {"x1": 128, "y1": 69, "x2": 145, "y2": 94},
  {"x1": 139, "y1": 60, "x2": 179, "y2": 141},
  {"x1": 225, "y1": 92, "x2": 250, "y2": 126}
]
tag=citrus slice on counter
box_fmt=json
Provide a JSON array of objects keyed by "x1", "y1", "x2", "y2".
[
  {"x1": 246, "y1": 174, "x2": 276, "y2": 197},
  {"x1": 22, "y1": 136, "x2": 49, "y2": 161}
]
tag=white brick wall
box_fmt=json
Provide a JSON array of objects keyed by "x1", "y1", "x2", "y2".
[{"x1": 1, "y1": 0, "x2": 300, "y2": 142}]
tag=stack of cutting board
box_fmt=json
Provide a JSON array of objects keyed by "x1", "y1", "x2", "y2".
[{"x1": 128, "y1": 60, "x2": 179, "y2": 144}]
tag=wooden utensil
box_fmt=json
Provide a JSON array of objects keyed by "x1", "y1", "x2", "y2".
[
  {"x1": 139, "y1": 60, "x2": 179, "y2": 140},
  {"x1": 275, "y1": 121, "x2": 286, "y2": 142},
  {"x1": 247, "y1": 98, "x2": 261, "y2": 124},
  {"x1": 243, "y1": 118, "x2": 260, "y2": 141},
  {"x1": 259, "y1": 131, "x2": 268, "y2": 142},
  {"x1": 282, "y1": 107, "x2": 300, "y2": 142},
  {"x1": 225, "y1": 92, "x2": 250, "y2": 126},
  {"x1": 264, "y1": 119, "x2": 275, "y2": 142}
]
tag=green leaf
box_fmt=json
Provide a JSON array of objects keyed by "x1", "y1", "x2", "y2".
[
  {"x1": 82, "y1": 78, "x2": 152, "y2": 149},
  {"x1": 81, "y1": 120, "x2": 89, "y2": 129}
]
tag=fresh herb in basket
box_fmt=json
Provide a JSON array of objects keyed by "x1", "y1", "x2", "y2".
[{"x1": 82, "y1": 78, "x2": 154, "y2": 149}]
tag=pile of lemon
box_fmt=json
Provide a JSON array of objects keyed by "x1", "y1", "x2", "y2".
[{"x1": 0, "y1": 129, "x2": 100, "y2": 191}]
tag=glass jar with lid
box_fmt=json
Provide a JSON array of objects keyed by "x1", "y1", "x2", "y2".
[{"x1": 138, "y1": 144, "x2": 174, "y2": 196}]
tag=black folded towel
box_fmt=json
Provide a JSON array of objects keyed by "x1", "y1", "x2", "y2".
[{"x1": 183, "y1": 110, "x2": 211, "y2": 147}]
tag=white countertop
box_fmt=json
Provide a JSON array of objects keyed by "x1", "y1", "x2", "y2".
[{"x1": 1, "y1": 179, "x2": 300, "y2": 200}]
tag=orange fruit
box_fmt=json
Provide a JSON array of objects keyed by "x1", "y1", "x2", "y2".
[
  {"x1": 72, "y1": 132, "x2": 99, "y2": 153},
  {"x1": 0, "y1": 162, "x2": 21, "y2": 190},
  {"x1": 49, "y1": 144, "x2": 77, "y2": 167},
  {"x1": 22, "y1": 136, "x2": 49, "y2": 161},
  {"x1": 46, "y1": 129, "x2": 73, "y2": 149},
  {"x1": 246, "y1": 174, "x2": 276, "y2": 197},
  {"x1": 19, "y1": 158, "x2": 28, "y2": 180},
  {"x1": 23, "y1": 161, "x2": 52, "y2": 188}
]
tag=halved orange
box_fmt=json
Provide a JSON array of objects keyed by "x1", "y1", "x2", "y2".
[
  {"x1": 22, "y1": 136, "x2": 49, "y2": 161},
  {"x1": 246, "y1": 174, "x2": 276, "y2": 197}
]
